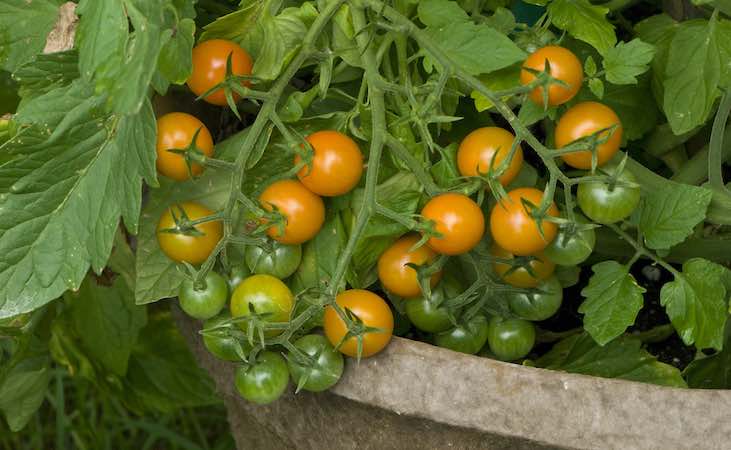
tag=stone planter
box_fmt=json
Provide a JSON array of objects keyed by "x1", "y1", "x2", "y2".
[{"x1": 174, "y1": 308, "x2": 731, "y2": 450}]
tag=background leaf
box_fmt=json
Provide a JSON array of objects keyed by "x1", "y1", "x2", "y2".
[
  {"x1": 660, "y1": 258, "x2": 728, "y2": 350},
  {"x1": 536, "y1": 332, "x2": 686, "y2": 387},
  {"x1": 602, "y1": 39, "x2": 655, "y2": 85},
  {"x1": 157, "y1": 18, "x2": 196, "y2": 85},
  {"x1": 684, "y1": 322, "x2": 731, "y2": 388},
  {"x1": 579, "y1": 261, "x2": 646, "y2": 345},
  {"x1": 0, "y1": 77, "x2": 156, "y2": 319},
  {"x1": 0, "y1": 0, "x2": 63, "y2": 72},
  {"x1": 0, "y1": 348, "x2": 51, "y2": 431},
  {"x1": 547, "y1": 0, "x2": 616, "y2": 54},
  {"x1": 663, "y1": 19, "x2": 720, "y2": 135},
  {"x1": 639, "y1": 183, "x2": 713, "y2": 250},
  {"x1": 67, "y1": 276, "x2": 147, "y2": 376}
]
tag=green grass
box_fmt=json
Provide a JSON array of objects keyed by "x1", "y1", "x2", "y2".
[{"x1": 0, "y1": 370, "x2": 235, "y2": 450}]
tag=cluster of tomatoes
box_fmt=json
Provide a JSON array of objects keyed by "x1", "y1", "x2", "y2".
[{"x1": 153, "y1": 38, "x2": 642, "y2": 404}]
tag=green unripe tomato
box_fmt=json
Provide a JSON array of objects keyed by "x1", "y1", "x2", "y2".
[
  {"x1": 487, "y1": 316, "x2": 536, "y2": 361},
  {"x1": 287, "y1": 334, "x2": 344, "y2": 392},
  {"x1": 179, "y1": 272, "x2": 228, "y2": 320},
  {"x1": 202, "y1": 313, "x2": 249, "y2": 361},
  {"x1": 434, "y1": 314, "x2": 489, "y2": 355},
  {"x1": 234, "y1": 351, "x2": 289, "y2": 405},
  {"x1": 577, "y1": 167, "x2": 640, "y2": 225},
  {"x1": 544, "y1": 215, "x2": 596, "y2": 266},
  {"x1": 507, "y1": 276, "x2": 563, "y2": 321},
  {"x1": 245, "y1": 242, "x2": 302, "y2": 279},
  {"x1": 405, "y1": 276, "x2": 463, "y2": 333}
]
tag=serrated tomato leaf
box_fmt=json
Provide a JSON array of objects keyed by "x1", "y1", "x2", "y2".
[
  {"x1": 663, "y1": 19, "x2": 720, "y2": 135},
  {"x1": 417, "y1": 0, "x2": 469, "y2": 28},
  {"x1": 579, "y1": 261, "x2": 646, "y2": 345},
  {"x1": 547, "y1": 0, "x2": 616, "y2": 54},
  {"x1": 684, "y1": 322, "x2": 731, "y2": 388},
  {"x1": 424, "y1": 22, "x2": 526, "y2": 75},
  {"x1": 67, "y1": 276, "x2": 147, "y2": 376},
  {"x1": 0, "y1": 0, "x2": 63, "y2": 72},
  {"x1": 536, "y1": 332, "x2": 686, "y2": 387},
  {"x1": 157, "y1": 18, "x2": 195, "y2": 85},
  {"x1": 660, "y1": 258, "x2": 728, "y2": 350},
  {"x1": 602, "y1": 39, "x2": 655, "y2": 85},
  {"x1": 0, "y1": 77, "x2": 156, "y2": 319},
  {"x1": 639, "y1": 183, "x2": 713, "y2": 250}
]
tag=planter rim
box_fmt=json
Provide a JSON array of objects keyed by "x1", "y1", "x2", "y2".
[{"x1": 330, "y1": 336, "x2": 731, "y2": 450}]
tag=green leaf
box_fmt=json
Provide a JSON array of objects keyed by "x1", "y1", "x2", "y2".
[
  {"x1": 684, "y1": 322, "x2": 731, "y2": 388},
  {"x1": 201, "y1": 2, "x2": 318, "y2": 81},
  {"x1": 0, "y1": 80, "x2": 156, "y2": 319},
  {"x1": 634, "y1": 14, "x2": 678, "y2": 109},
  {"x1": 290, "y1": 212, "x2": 349, "y2": 293},
  {"x1": 67, "y1": 276, "x2": 147, "y2": 376},
  {"x1": 663, "y1": 19, "x2": 720, "y2": 135},
  {"x1": 660, "y1": 258, "x2": 728, "y2": 350},
  {"x1": 536, "y1": 333, "x2": 686, "y2": 387},
  {"x1": 579, "y1": 261, "x2": 646, "y2": 345},
  {"x1": 13, "y1": 50, "x2": 79, "y2": 101},
  {"x1": 0, "y1": 351, "x2": 51, "y2": 431},
  {"x1": 424, "y1": 22, "x2": 526, "y2": 75},
  {"x1": 123, "y1": 311, "x2": 219, "y2": 412},
  {"x1": 602, "y1": 39, "x2": 656, "y2": 85},
  {"x1": 716, "y1": 19, "x2": 731, "y2": 88},
  {"x1": 157, "y1": 18, "x2": 195, "y2": 85},
  {"x1": 483, "y1": 7, "x2": 517, "y2": 35},
  {"x1": 584, "y1": 55, "x2": 597, "y2": 77},
  {"x1": 547, "y1": 0, "x2": 616, "y2": 54},
  {"x1": 0, "y1": 0, "x2": 63, "y2": 72},
  {"x1": 588, "y1": 77, "x2": 604, "y2": 99},
  {"x1": 639, "y1": 183, "x2": 713, "y2": 250},
  {"x1": 417, "y1": 0, "x2": 469, "y2": 28},
  {"x1": 430, "y1": 143, "x2": 460, "y2": 189},
  {"x1": 470, "y1": 64, "x2": 520, "y2": 112},
  {"x1": 349, "y1": 173, "x2": 423, "y2": 288},
  {"x1": 517, "y1": 99, "x2": 548, "y2": 126}
]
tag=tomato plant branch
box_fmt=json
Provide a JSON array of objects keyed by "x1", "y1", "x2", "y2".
[{"x1": 607, "y1": 224, "x2": 679, "y2": 277}]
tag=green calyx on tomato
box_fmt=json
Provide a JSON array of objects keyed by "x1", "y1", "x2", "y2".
[
  {"x1": 434, "y1": 314, "x2": 489, "y2": 355},
  {"x1": 287, "y1": 334, "x2": 344, "y2": 392},
  {"x1": 245, "y1": 241, "x2": 302, "y2": 279},
  {"x1": 507, "y1": 276, "x2": 563, "y2": 321},
  {"x1": 405, "y1": 276, "x2": 463, "y2": 333},
  {"x1": 577, "y1": 165, "x2": 641, "y2": 225},
  {"x1": 178, "y1": 271, "x2": 228, "y2": 320},
  {"x1": 487, "y1": 316, "x2": 536, "y2": 362},
  {"x1": 202, "y1": 313, "x2": 249, "y2": 361},
  {"x1": 234, "y1": 351, "x2": 289, "y2": 405},
  {"x1": 543, "y1": 214, "x2": 596, "y2": 266}
]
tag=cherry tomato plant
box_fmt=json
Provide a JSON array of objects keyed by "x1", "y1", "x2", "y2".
[{"x1": 2, "y1": 0, "x2": 731, "y2": 434}]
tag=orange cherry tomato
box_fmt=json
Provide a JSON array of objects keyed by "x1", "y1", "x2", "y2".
[
  {"x1": 156, "y1": 112, "x2": 214, "y2": 181},
  {"x1": 489, "y1": 187, "x2": 559, "y2": 256},
  {"x1": 457, "y1": 127, "x2": 524, "y2": 186},
  {"x1": 295, "y1": 130, "x2": 364, "y2": 197},
  {"x1": 554, "y1": 101, "x2": 623, "y2": 169},
  {"x1": 520, "y1": 45, "x2": 583, "y2": 107},
  {"x1": 157, "y1": 201, "x2": 223, "y2": 265},
  {"x1": 324, "y1": 289, "x2": 394, "y2": 358},
  {"x1": 491, "y1": 244, "x2": 555, "y2": 288},
  {"x1": 259, "y1": 179, "x2": 325, "y2": 245},
  {"x1": 421, "y1": 193, "x2": 485, "y2": 255},
  {"x1": 187, "y1": 39, "x2": 253, "y2": 106},
  {"x1": 377, "y1": 234, "x2": 443, "y2": 298}
]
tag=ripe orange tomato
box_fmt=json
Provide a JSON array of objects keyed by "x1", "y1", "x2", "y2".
[
  {"x1": 324, "y1": 289, "x2": 394, "y2": 358},
  {"x1": 520, "y1": 46, "x2": 583, "y2": 107},
  {"x1": 491, "y1": 244, "x2": 555, "y2": 288},
  {"x1": 187, "y1": 39, "x2": 253, "y2": 106},
  {"x1": 259, "y1": 179, "x2": 325, "y2": 244},
  {"x1": 377, "y1": 234, "x2": 442, "y2": 298},
  {"x1": 554, "y1": 101, "x2": 623, "y2": 169},
  {"x1": 457, "y1": 127, "x2": 524, "y2": 186},
  {"x1": 421, "y1": 193, "x2": 485, "y2": 255},
  {"x1": 157, "y1": 202, "x2": 223, "y2": 265},
  {"x1": 489, "y1": 187, "x2": 559, "y2": 256},
  {"x1": 295, "y1": 130, "x2": 364, "y2": 197},
  {"x1": 156, "y1": 112, "x2": 214, "y2": 181}
]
